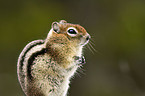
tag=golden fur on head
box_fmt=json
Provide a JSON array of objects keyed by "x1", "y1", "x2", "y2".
[{"x1": 45, "y1": 20, "x2": 90, "y2": 69}]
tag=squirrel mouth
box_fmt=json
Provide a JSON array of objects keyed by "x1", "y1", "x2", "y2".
[
  {"x1": 80, "y1": 40, "x2": 89, "y2": 46},
  {"x1": 80, "y1": 34, "x2": 90, "y2": 46}
]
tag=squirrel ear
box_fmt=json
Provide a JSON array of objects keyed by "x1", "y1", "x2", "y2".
[
  {"x1": 59, "y1": 20, "x2": 67, "y2": 24},
  {"x1": 52, "y1": 22, "x2": 60, "y2": 33}
]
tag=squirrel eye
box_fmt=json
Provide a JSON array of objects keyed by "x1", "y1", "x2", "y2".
[
  {"x1": 68, "y1": 29, "x2": 77, "y2": 34},
  {"x1": 67, "y1": 27, "x2": 78, "y2": 37}
]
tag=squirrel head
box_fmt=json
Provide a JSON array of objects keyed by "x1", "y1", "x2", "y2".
[{"x1": 46, "y1": 20, "x2": 90, "y2": 47}]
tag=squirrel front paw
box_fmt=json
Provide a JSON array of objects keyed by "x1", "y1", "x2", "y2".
[{"x1": 74, "y1": 56, "x2": 86, "y2": 65}]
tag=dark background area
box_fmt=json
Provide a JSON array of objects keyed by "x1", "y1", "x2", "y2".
[{"x1": 0, "y1": 0, "x2": 145, "y2": 96}]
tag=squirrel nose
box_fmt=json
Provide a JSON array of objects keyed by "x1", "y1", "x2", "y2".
[{"x1": 86, "y1": 35, "x2": 91, "y2": 41}]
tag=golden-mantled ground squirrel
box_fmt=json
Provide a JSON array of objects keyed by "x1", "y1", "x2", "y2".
[{"x1": 17, "y1": 20, "x2": 90, "y2": 96}]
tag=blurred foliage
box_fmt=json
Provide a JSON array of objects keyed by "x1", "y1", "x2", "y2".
[{"x1": 0, "y1": 0, "x2": 145, "y2": 96}]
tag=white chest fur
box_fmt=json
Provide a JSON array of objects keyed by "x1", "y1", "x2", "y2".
[{"x1": 31, "y1": 53, "x2": 79, "y2": 96}]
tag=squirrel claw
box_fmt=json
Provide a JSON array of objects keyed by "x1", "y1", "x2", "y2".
[{"x1": 74, "y1": 56, "x2": 86, "y2": 65}]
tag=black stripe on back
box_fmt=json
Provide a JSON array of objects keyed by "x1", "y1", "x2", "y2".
[
  {"x1": 27, "y1": 48, "x2": 47, "y2": 81},
  {"x1": 18, "y1": 40, "x2": 44, "y2": 92},
  {"x1": 20, "y1": 40, "x2": 44, "y2": 71}
]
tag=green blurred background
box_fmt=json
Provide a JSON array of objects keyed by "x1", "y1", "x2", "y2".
[{"x1": 0, "y1": 0, "x2": 145, "y2": 96}]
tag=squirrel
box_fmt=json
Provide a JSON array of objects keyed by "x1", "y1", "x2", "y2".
[{"x1": 17, "y1": 20, "x2": 90, "y2": 96}]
